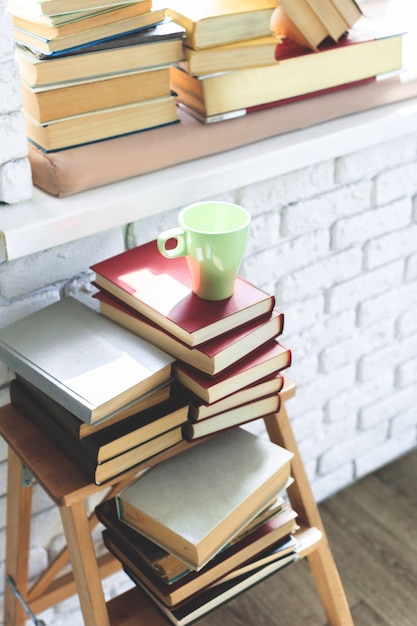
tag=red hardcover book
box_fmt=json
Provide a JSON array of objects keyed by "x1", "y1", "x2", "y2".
[
  {"x1": 173, "y1": 339, "x2": 291, "y2": 403},
  {"x1": 182, "y1": 392, "x2": 281, "y2": 441},
  {"x1": 90, "y1": 240, "x2": 275, "y2": 347},
  {"x1": 94, "y1": 290, "x2": 283, "y2": 376}
]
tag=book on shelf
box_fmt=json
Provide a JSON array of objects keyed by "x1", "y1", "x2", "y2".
[
  {"x1": 17, "y1": 375, "x2": 172, "y2": 439},
  {"x1": 21, "y1": 65, "x2": 171, "y2": 123},
  {"x1": 15, "y1": 376, "x2": 187, "y2": 458},
  {"x1": 125, "y1": 551, "x2": 297, "y2": 626},
  {"x1": 24, "y1": 95, "x2": 178, "y2": 151},
  {"x1": 182, "y1": 392, "x2": 281, "y2": 441},
  {"x1": 103, "y1": 507, "x2": 298, "y2": 606},
  {"x1": 96, "y1": 493, "x2": 293, "y2": 584},
  {"x1": 182, "y1": 34, "x2": 282, "y2": 76},
  {"x1": 269, "y1": 0, "x2": 362, "y2": 50},
  {"x1": 187, "y1": 373, "x2": 284, "y2": 421},
  {"x1": 10, "y1": 0, "x2": 141, "y2": 18},
  {"x1": 170, "y1": 24, "x2": 404, "y2": 118},
  {"x1": 115, "y1": 427, "x2": 294, "y2": 570},
  {"x1": 15, "y1": 21, "x2": 185, "y2": 85},
  {"x1": 13, "y1": 6, "x2": 166, "y2": 54},
  {"x1": 9, "y1": 378, "x2": 185, "y2": 485},
  {"x1": 173, "y1": 339, "x2": 291, "y2": 404},
  {"x1": 0, "y1": 296, "x2": 174, "y2": 424},
  {"x1": 10, "y1": 0, "x2": 153, "y2": 38},
  {"x1": 165, "y1": 0, "x2": 275, "y2": 50},
  {"x1": 90, "y1": 240, "x2": 275, "y2": 348},
  {"x1": 94, "y1": 290, "x2": 283, "y2": 377}
]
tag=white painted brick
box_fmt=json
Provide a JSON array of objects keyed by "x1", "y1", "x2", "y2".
[
  {"x1": 299, "y1": 413, "x2": 357, "y2": 469},
  {"x1": 0, "y1": 461, "x2": 6, "y2": 496},
  {"x1": 397, "y1": 305, "x2": 417, "y2": 337},
  {"x1": 396, "y1": 356, "x2": 417, "y2": 388},
  {"x1": 331, "y1": 198, "x2": 412, "y2": 250},
  {"x1": 373, "y1": 161, "x2": 417, "y2": 205},
  {"x1": 32, "y1": 483, "x2": 55, "y2": 515},
  {"x1": 335, "y1": 135, "x2": 417, "y2": 184},
  {"x1": 0, "y1": 228, "x2": 124, "y2": 298},
  {"x1": 27, "y1": 546, "x2": 49, "y2": 582},
  {"x1": 30, "y1": 507, "x2": 62, "y2": 548},
  {"x1": 0, "y1": 60, "x2": 21, "y2": 113},
  {"x1": 0, "y1": 111, "x2": 28, "y2": 165},
  {"x1": 246, "y1": 211, "x2": 280, "y2": 254},
  {"x1": 0, "y1": 157, "x2": 32, "y2": 204},
  {"x1": 319, "y1": 423, "x2": 388, "y2": 475},
  {"x1": 320, "y1": 318, "x2": 394, "y2": 374},
  {"x1": 325, "y1": 372, "x2": 395, "y2": 424},
  {"x1": 359, "y1": 331, "x2": 417, "y2": 382},
  {"x1": 241, "y1": 229, "x2": 330, "y2": 292},
  {"x1": 0, "y1": 11, "x2": 14, "y2": 59},
  {"x1": 355, "y1": 430, "x2": 417, "y2": 480},
  {"x1": 364, "y1": 223, "x2": 417, "y2": 269},
  {"x1": 327, "y1": 260, "x2": 403, "y2": 315},
  {"x1": 291, "y1": 408, "x2": 324, "y2": 445},
  {"x1": 280, "y1": 294, "x2": 325, "y2": 336},
  {"x1": 286, "y1": 309, "x2": 356, "y2": 362},
  {"x1": 358, "y1": 280, "x2": 417, "y2": 327},
  {"x1": 359, "y1": 385, "x2": 417, "y2": 430},
  {"x1": 405, "y1": 252, "x2": 417, "y2": 281},
  {"x1": 289, "y1": 363, "x2": 356, "y2": 419},
  {"x1": 281, "y1": 181, "x2": 372, "y2": 237},
  {"x1": 277, "y1": 248, "x2": 362, "y2": 303},
  {"x1": 238, "y1": 159, "x2": 335, "y2": 214},
  {"x1": 390, "y1": 405, "x2": 417, "y2": 437},
  {"x1": 311, "y1": 463, "x2": 355, "y2": 502},
  {"x1": 286, "y1": 352, "x2": 319, "y2": 387},
  {"x1": 0, "y1": 290, "x2": 60, "y2": 329}
]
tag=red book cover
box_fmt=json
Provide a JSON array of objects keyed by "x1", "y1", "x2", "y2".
[
  {"x1": 173, "y1": 339, "x2": 291, "y2": 403},
  {"x1": 90, "y1": 240, "x2": 275, "y2": 347},
  {"x1": 94, "y1": 290, "x2": 283, "y2": 376}
]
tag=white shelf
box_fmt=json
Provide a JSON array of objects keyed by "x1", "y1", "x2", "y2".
[{"x1": 2, "y1": 94, "x2": 417, "y2": 263}]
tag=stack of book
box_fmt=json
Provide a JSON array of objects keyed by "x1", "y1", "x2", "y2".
[
  {"x1": 11, "y1": 0, "x2": 186, "y2": 150},
  {"x1": 0, "y1": 296, "x2": 195, "y2": 485},
  {"x1": 167, "y1": 0, "x2": 404, "y2": 123},
  {"x1": 91, "y1": 239, "x2": 292, "y2": 441},
  {"x1": 97, "y1": 426, "x2": 305, "y2": 625}
]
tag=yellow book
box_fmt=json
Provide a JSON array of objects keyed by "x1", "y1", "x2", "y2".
[{"x1": 165, "y1": 0, "x2": 275, "y2": 50}]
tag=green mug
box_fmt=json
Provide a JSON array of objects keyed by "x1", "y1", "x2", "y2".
[{"x1": 157, "y1": 201, "x2": 251, "y2": 301}]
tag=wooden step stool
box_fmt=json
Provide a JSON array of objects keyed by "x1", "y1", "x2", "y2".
[{"x1": 0, "y1": 380, "x2": 354, "y2": 626}]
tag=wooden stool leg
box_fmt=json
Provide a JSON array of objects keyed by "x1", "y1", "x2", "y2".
[
  {"x1": 59, "y1": 501, "x2": 110, "y2": 626},
  {"x1": 4, "y1": 448, "x2": 33, "y2": 626},
  {"x1": 264, "y1": 402, "x2": 354, "y2": 626}
]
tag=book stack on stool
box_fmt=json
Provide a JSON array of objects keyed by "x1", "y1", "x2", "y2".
[
  {"x1": 11, "y1": 0, "x2": 186, "y2": 151},
  {"x1": 87, "y1": 239, "x2": 314, "y2": 624},
  {"x1": 168, "y1": 0, "x2": 404, "y2": 123}
]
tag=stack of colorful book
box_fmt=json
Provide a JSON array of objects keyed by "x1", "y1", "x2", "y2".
[
  {"x1": 91, "y1": 239, "x2": 292, "y2": 441},
  {"x1": 11, "y1": 0, "x2": 186, "y2": 150},
  {"x1": 167, "y1": 0, "x2": 404, "y2": 123},
  {"x1": 96, "y1": 426, "x2": 304, "y2": 625},
  {"x1": 0, "y1": 296, "x2": 195, "y2": 485}
]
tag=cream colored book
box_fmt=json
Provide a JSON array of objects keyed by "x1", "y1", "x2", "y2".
[
  {"x1": 116, "y1": 427, "x2": 293, "y2": 570},
  {"x1": 0, "y1": 297, "x2": 174, "y2": 424}
]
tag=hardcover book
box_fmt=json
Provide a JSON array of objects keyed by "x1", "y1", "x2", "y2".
[
  {"x1": 91, "y1": 240, "x2": 275, "y2": 347},
  {"x1": 95, "y1": 290, "x2": 283, "y2": 376},
  {"x1": 0, "y1": 297, "x2": 174, "y2": 424},
  {"x1": 182, "y1": 392, "x2": 281, "y2": 441},
  {"x1": 166, "y1": 0, "x2": 274, "y2": 50},
  {"x1": 173, "y1": 339, "x2": 291, "y2": 404},
  {"x1": 9, "y1": 379, "x2": 185, "y2": 485},
  {"x1": 115, "y1": 427, "x2": 294, "y2": 569}
]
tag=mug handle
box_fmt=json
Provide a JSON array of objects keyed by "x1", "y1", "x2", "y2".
[{"x1": 157, "y1": 227, "x2": 187, "y2": 258}]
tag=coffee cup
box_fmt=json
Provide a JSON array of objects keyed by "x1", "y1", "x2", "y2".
[{"x1": 157, "y1": 201, "x2": 251, "y2": 301}]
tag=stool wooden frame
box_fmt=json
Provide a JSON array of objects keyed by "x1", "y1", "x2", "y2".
[{"x1": 0, "y1": 381, "x2": 354, "y2": 626}]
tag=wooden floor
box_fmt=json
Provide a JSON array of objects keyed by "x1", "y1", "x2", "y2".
[{"x1": 197, "y1": 447, "x2": 417, "y2": 626}]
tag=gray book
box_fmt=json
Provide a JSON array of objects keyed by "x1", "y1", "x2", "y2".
[
  {"x1": 0, "y1": 296, "x2": 174, "y2": 424},
  {"x1": 116, "y1": 427, "x2": 294, "y2": 570}
]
